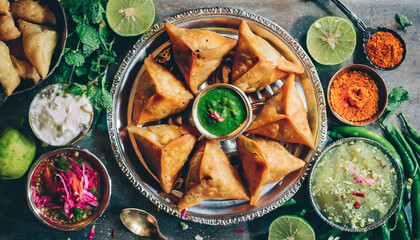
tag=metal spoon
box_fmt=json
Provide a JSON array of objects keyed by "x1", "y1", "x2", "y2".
[
  {"x1": 331, "y1": 0, "x2": 406, "y2": 70},
  {"x1": 120, "y1": 208, "x2": 167, "y2": 240}
]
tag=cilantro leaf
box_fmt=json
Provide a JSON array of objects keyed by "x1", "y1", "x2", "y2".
[
  {"x1": 396, "y1": 14, "x2": 413, "y2": 28},
  {"x1": 386, "y1": 86, "x2": 410, "y2": 112},
  {"x1": 100, "y1": 51, "x2": 116, "y2": 64},
  {"x1": 76, "y1": 20, "x2": 100, "y2": 51},
  {"x1": 65, "y1": 51, "x2": 85, "y2": 66}
]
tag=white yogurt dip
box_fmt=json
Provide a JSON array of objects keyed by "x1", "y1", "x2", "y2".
[{"x1": 29, "y1": 83, "x2": 93, "y2": 146}]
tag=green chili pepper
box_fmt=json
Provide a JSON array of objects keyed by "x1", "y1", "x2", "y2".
[
  {"x1": 391, "y1": 210, "x2": 411, "y2": 240},
  {"x1": 332, "y1": 125, "x2": 401, "y2": 164},
  {"x1": 399, "y1": 113, "x2": 420, "y2": 144},
  {"x1": 407, "y1": 135, "x2": 420, "y2": 165},
  {"x1": 393, "y1": 123, "x2": 419, "y2": 177},
  {"x1": 327, "y1": 130, "x2": 345, "y2": 139},
  {"x1": 347, "y1": 231, "x2": 372, "y2": 240},
  {"x1": 386, "y1": 124, "x2": 417, "y2": 178},
  {"x1": 412, "y1": 175, "x2": 420, "y2": 240},
  {"x1": 381, "y1": 222, "x2": 391, "y2": 240}
]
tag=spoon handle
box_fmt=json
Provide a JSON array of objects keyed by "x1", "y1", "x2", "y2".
[{"x1": 330, "y1": 0, "x2": 368, "y2": 32}]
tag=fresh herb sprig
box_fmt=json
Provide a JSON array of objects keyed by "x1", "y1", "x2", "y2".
[{"x1": 52, "y1": 0, "x2": 116, "y2": 116}]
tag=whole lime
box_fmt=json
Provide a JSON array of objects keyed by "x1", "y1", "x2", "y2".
[{"x1": 0, "y1": 127, "x2": 36, "y2": 180}]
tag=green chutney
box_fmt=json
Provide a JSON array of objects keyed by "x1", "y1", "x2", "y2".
[{"x1": 197, "y1": 88, "x2": 247, "y2": 136}]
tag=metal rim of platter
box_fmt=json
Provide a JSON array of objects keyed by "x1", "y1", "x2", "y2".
[{"x1": 107, "y1": 7, "x2": 327, "y2": 225}]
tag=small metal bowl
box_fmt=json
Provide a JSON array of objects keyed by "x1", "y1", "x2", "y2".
[
  {"x1": 26, "y1": 148, "x2": 111, "y2": 231},
  {"x1": 363, "y1": 28, "x2": 406, "y2": 71},
  {"x1": 309, "y1": 137, "x2": 403, "y2": 232},
  {"x1": 28, "y1": 83, "x2": 94, "y2": 146},
  {"x1": 327, "y1": 64, "x2": 387, "y2": 126},
  {"x1": 192, "y1": 83, "x2": 253, "y2": 141}
]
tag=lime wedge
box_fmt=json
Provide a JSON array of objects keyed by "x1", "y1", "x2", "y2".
[
  {"x1": 268, "y1": 215, "x2": 315, "y2": 240},
  {"x1": 106, "y1": 0, "x2": 155, "y2": 37},
  {"x1": 306, "y1": 16, "x2": 356, "y2": 65}
]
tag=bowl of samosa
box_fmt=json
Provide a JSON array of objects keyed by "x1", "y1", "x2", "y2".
[{"x1": 0, "y1": 0, "x2": 67, "y2": 100}]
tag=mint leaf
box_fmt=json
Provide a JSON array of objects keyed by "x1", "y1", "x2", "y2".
[
  {"x1": 76, "y1": 20, "x2": 100, "y2": 50},
  {"x1": 67, "y1": 83, "x2": 87, "y2": 95},
  {"x1": 61, "y1": 0, "x2": 83, "y2": 8},
  {"x1": 65, "y1": 51, "x2": 85, "y2": 66},
  {"x1": 90, "y1": 87, "x2": 112, "y2": 110},
  {"x1": 100, "y1": 51, "x2": 116, "y2": 64},
  {"x1": 82, "y1": 44, "x2": 96, "y2": 57},
  {"x1": 75, "y1": 66, "x2": 88, "y2": 77},
  {"x1": 396, "y1": 14, "x2": 413, "y2": 28},
  {"x1": 84, "y1": 0, "x2": 105, "y2": 24}
]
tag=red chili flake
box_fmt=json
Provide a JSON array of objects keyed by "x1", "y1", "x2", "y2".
[
  {"x1": 88, "y1": 225, "x2": 95, "y2": 240},
  {"x1": 112, "y1": 229, "x2": 115, "y2": 238},
  {"x1": 354, "y1": 202, "x2": 361, "y2": 209},
  {"x1": 234, "y1": 228, "x2": 244, "y2": 233},
  {"x1": 181, "y1": 208, "x2": 188, "y2": 218},
  {"x1": 209, "y1": 111, "x2": 224, "y2": 122},
  {"x1": 352, "y1": 192, "x2": 366, "y2": 198}
]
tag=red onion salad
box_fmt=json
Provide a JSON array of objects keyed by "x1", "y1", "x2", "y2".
[{"x1": 31, "y1": 152, "x2": 100, "y2": 224}]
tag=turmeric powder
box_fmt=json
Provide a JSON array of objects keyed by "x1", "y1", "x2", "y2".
[
  {"x1": 329, "y1": 70, "x2": 379, "y2": 122},
  {"x1": 365, "y1": 31, "x2": 404, "y2": 69}
]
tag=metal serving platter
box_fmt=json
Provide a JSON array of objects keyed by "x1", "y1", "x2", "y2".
[{"x1": 107, "y1": 7, "x2": 327, "y2": 225}]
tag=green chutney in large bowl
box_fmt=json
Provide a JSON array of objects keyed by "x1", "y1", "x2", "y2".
[{"x1": 309, "y1": 137, "x2": 403, "y2": 232}]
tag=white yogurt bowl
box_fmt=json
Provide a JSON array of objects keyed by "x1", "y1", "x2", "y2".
[{"x1": 29, "y1": 83, "x2": 94, "y2": 146}]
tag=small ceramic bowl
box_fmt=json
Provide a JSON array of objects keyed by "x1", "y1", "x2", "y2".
[
  {"x1": 26, "y1": 148, "x2": 111, "y2": 231},
  {"x1": 309, "y1": 137, "x2": 403, "y2": 232},
  {"x1": 327, "y1": 64, "x2": 387, "y2": 126},
  {"x1": 28, "y1": 83, "x2": 94, "y2": 146},
  {"x1": 192, "y1": 83, "x2": 252, "y2": 141}
]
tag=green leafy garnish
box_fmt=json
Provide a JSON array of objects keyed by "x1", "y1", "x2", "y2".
[
  {"x1": 386, "y1": 86, "x2": 410, "y2": 112},
  {"x1": 73, "y1": 207, "x2": 89, "y2": 221},
  {"x1": 51, "y1": 0, "x2": 116, "y2": 120},
  {"x1": 56, "y1": 156, "x2": 71, "y2": 170},
  {"x1": 380, "y1": 86, "x2": 410, "y2": 124},
  {"x1": 396, "y1": 14, "x2": 413, "y2": 28}
]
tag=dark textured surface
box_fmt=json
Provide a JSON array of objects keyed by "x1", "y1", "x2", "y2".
[{"x1": 1, "y1": 0, "x2": 419, "y2": 239}]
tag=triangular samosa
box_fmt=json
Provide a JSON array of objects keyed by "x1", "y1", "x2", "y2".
[
  {"x1": 0, "y1": 41, "x2": 20, "y2": 96},
  {"x1": 18, "y1": 20, "x2": 57, "y2": 79},
  {"x1": 0, "y1": 0, "x2": 10, "y2": 15},
  {"x1": 11, "y1": 56, "x2": 41, "y2": 84},
  {"x1": 231, "y1": 20, "x2": 304, "y2": 93},
  {"x1": 11, "y1": 0, "x2": 56, "y2": 25},
  {"x1": 132, "y1": 55, "x2": 194, "y2": 125},
  {"x1": 0, "y1": 14, "x2": 21, "y2": 41},
  {"x1": 178, "y1": 139, "x2": 249, "y2": 209},
  {"x1": 236, "y1": 135, "x2": 305, "y2": 205},
  {"x1": 164, "y1": 23, "x2": 237, "y2": 94},
  {"x1": 128, "y1": 124, "x2": 199, "y2": 193},
  {"x1": 246, "y1": 74, "x2": 314, "y2": 149}
]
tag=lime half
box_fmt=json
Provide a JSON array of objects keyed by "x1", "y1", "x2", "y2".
[
  {"x1": 306, "y1": 16, "x2": 356, "y2": 65},
  {"x1": 106, "y1": 0, "x2": 155, "y2": 37},
  {"x1": 268, "y1": 215, "x2": 315, "y2": 240}
]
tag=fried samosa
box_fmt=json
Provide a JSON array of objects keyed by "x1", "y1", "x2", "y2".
[
  {"x1": 11, "y1": 0, "x2": 56, "y2": 25},
  {"x1": 178, "y1": 139, "x2": 249, "y2": 209},
  {"x1": 128, "y1": 124, "x2": 199, "y2": 193},
  {"x1": 246, "y1": 74, "x2": 314, "y2": 149},
  {"x1": 231, "y1": 20, "x2": 304, "y2": 93},
  {"x1": 0, "y1": 0, "x2": 10, "y2": 15},
  {"x1": 132, "y1": 55, "x2": 194, "y2": 125},
  {"x1": 0, "y1": 41, "x2": 20, "y2": 96},
  {"x1": 236, "y1": 135, "x2": 305, "y2": 205},
  {"x1": 0, "y1": 14, "x2": 21, "y2": 41},
  {"x1": 10, "y1": 55, "x2": 41, "y2": 84},
  {"x1": 18, "y1": 20, "x2": 57, "y2": 79},
  {"x1": 164, "y1": 23, "x2": 237, "y2": 94}
]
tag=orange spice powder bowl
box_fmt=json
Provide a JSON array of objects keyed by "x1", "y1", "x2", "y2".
[{"x1": 327, "y1": 64, "x2": 388, "y2": 126}]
